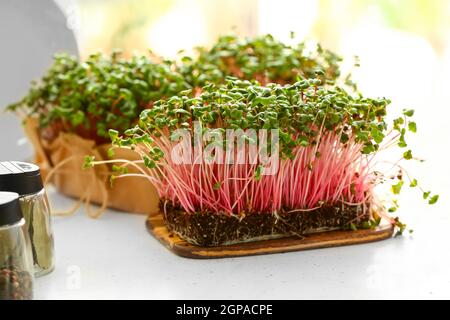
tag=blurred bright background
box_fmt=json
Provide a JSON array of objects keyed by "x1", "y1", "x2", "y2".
[
  {"x1": 55, "y1": 0, "x2": 450, "y2": 113},
  {"x1": 54, "y1": 0, "x2": 450, "y2": 107}
]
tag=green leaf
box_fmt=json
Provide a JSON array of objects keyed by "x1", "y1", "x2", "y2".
[
  {"x1": 143, "y1": 155, "x2": 156, "y2": 169},
  {"x1": 254, "y1": 165, "x2": 264, "y2": 181},
  {"x1": 213, "y1": 182, "x2": 222, "y2": 190},
  {"x1": 361, "y1": 221, "x2": 371, "y2": 229},
  {"x1": 107, "y1": 148, "x2": 115, "y2": 158},
  {"x1": 356, "y1": 131, "x2": 369, "y2": 142},
  {"x1": 231, "y1": 109, "x2": 243, "y2": 119},
  {"x1": 253, "y1": 95, "x2": 276, "y2": 106},
  {"x1": 423, "y1": 191, "x2": 431, "y2": 199},
  {"x1": 391, "y1": 180, "x2": 404, "y2": 195},
  {"x1": 409, "y1": 178, "x2": 418, "y2": 187},
  {"x1": 71, "y1": 110, "x2": 85, "y2": 127},
  {"x1": 398, "y1": 129, "x2": 407, "y2": 148},
  {"x1": 394, "y1": 117, "x2": 404, "y2": 129},
  {"x1": 408, "y1": 121, "x2": 417, "y2": 133},
  {"x1": 109, "y1": 129, "x2": 119, "y2": 141},
  {"x1": 362, "y1": 143, "x2": 376, "y2": 154},
  {"x1": 314, "y1": 68, "x2": 325, "y2": 76},
  {"x1": 394, "y1": 217, "x2": 407, "y2": 236},
  {"x1": 428, "y1": 195, "x2": 439, "y2": 205},
  {"x1": 403, "y1": 109, "x2": 415, "y2": 117},
  {"x1": 300, "y1": 140, "x2": 309, "y2": 147},
  {"x1": 175, "y1": 109, "x2": 190, "y2": 115},
  {"x1": 370, "y1": 127, "x2": 384, "y2": 144},
  {"x1": 112, "y1": 165, "x2": 128, "y2": 174},
  {"x1": 109, "y1": 175, "x2": 117, "y2": 187},
  {"x1": 83, "y1": 155, "x2": 95, "y2": 169},
  {"x1": 403, "y1": 149, "x2": 413, "y2": 160}
]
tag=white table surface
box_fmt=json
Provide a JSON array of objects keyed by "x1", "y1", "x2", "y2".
[{"x1": 32, "y1": 184, "x2": 450, "y2": 300}]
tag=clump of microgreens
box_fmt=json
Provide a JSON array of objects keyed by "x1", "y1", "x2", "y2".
[
  {"x1": 7, "y1": 34, "x2": 347, "y2": 145},
  {"x1": 177, "y1": 34, "x2": 345, "y2": 88},
  {"x1": 7, "y1": 51, "x2": 190, "y2": 144},
  {"x1": 85, "y1": 77, "x2": 437, "y2": 235}
]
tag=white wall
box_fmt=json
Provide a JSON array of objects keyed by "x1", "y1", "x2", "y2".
[{"x1": 0, "y1": 0, "x2": 78, "y2": 161}]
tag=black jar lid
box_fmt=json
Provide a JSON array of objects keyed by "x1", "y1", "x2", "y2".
[
  {"x1": 0, "y1": 161, "x2": 44, "y2": 196},
  {"x1": 0, "y1": 192, "x2": 23, "y2": 227}
]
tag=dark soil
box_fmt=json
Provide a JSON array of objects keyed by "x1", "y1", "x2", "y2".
[{"x1": 161, "y1": 201, "x2": 371, "y2": 247}]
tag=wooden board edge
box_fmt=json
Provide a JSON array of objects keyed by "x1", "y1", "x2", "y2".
[{"x1": 146, "y1": 213, "x2": 395, "y2": 259}]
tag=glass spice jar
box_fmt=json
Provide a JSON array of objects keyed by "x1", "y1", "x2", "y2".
[
  {"x1": 0, "y1": 161, "x2": 55, "y2": 277},
  {"x1": 0, "y1": 192, "x2": 34, "y2": 300}
]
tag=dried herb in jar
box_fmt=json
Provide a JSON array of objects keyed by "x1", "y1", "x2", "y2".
[
  {"x1": 0, "y1": 162, "x2": 55, "y2": 277},
  {"x1": 20, "y1": 194, "x2": 54, "y2": 275}
]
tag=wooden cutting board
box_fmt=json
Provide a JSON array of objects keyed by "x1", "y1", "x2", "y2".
[{"x1": 146, "y1": 213, "x2": 394, "y2": 259}]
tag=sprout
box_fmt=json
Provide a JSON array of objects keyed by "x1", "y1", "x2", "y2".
[
  {"x1": 98, "y1": 78, "x2": 437, "y2": 235},
  {"x1": 7, "y1": 52, "x2": 190, "y2": 144},
  {"x1": 177, "y1": 34, "x2": 344, "y2": 87}
]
